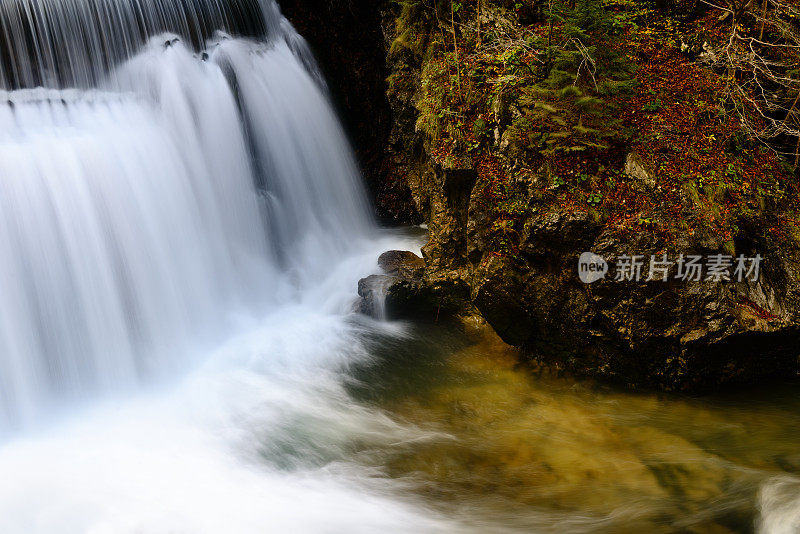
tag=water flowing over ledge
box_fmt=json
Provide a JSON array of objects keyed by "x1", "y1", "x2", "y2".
[
  {"x1": 2, "y1": 0, "x2": 798, "y2": 532},
  {"x1": 0, "y1": 0, "x2": 376, "y2": 429},
  {"x1": 0, "y1": 0, "x2": 460, "y2": 530}
]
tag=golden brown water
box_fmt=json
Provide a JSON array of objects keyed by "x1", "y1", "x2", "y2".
[{"x1": 351, "y1": 320, "x2": 800, "y2": 533}]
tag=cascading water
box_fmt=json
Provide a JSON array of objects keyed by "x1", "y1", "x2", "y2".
[
  {"x1": 2, "y1": 3, "x2": 796, "y2": 529},
  {"x1": 0, "y1": 1, "x2": 453, "y2": 531},
  {"x1": 0, "y1": 0, "x2": 372, "y2": 429}
]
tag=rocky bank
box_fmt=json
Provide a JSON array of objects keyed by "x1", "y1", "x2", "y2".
[{"x1": 284, "y1": 0, "x2": 800, "y2": 391}]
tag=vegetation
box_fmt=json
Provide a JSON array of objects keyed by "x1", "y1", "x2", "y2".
[{"x1": 388, "y1": 0, "x2": 800, "y2": 257}]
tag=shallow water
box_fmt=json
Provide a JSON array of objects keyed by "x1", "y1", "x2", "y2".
[{"x1": 349, "y1": 319, "x2": 800, "y2": 533}]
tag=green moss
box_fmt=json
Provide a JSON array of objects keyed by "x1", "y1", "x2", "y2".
[{"x1": 682, "y1": 180, "x2": 702, "y2": 207}]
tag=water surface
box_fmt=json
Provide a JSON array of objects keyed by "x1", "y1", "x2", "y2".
[{"x1": 350, "y1": 319, "x2": 800, "y2": 533}]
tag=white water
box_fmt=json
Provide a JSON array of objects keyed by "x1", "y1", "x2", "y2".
[
  {"x1": 0, "y1": 242, "x2": 452, "y2": 533},
  {"x1": 0, "y1": 1, "x2": 454, "y2": 531},
  {"x1": 759, "y1": 475, "x2": 800, "y2": 534}
]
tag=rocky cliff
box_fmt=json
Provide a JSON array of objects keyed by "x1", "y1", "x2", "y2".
[{"x1": 284, "y1": 0, "x2": 800, "y2": 391}]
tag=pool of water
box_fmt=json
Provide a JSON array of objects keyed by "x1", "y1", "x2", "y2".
[{"x1": 348, "y1": 318, "x2": 800, "y2": 533}]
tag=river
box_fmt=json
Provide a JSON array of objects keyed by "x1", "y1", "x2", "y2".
[{"x1": 0, "y1": 0, "x2": 796, "y2": 532}]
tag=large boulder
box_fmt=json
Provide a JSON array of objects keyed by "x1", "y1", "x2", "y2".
[
  {"x1": 467, "y1": 209, "x2": 800, "y2": 391},
  {"x1": 357, "y1": 250, "x2": 470, "y2": 321}
]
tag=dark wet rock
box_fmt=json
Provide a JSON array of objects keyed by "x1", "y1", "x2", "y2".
[
  {"x1": 472, "y1": 257, "x2": 537, "y2": 346},
  {"x1": 388, "y1": 134, "x2": 800, "y2": 391},
  {"x1": 358, "y1": 250, "x2": 470, "y2": 321},
  {"x1": 357, "y1": 274, "x2": 393, "y2": 317},
  {"x1": 378, "y1": 250, "x2": 424, "y2": 276},
  {"x1": 464, "y1": 210, "x2": 800, "y2": 392},
  {"x1": 384, "y1": 271, "x2": 471, "y2": 322}
]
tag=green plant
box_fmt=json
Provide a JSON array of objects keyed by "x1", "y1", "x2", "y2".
[
  {"x1": 507, "y1": 0, "x2": 636, "y2": 159},
  {"x1": 643, "y1": 98, "x2": 662, "y2": 112}
]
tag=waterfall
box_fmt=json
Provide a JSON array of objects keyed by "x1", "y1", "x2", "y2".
[
  {"x1": 0, "y1": 0, "x2": 372, "y2": 429},
  {"x1": 0, "y1": 2, "x2": 454, "y2": 531}
]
